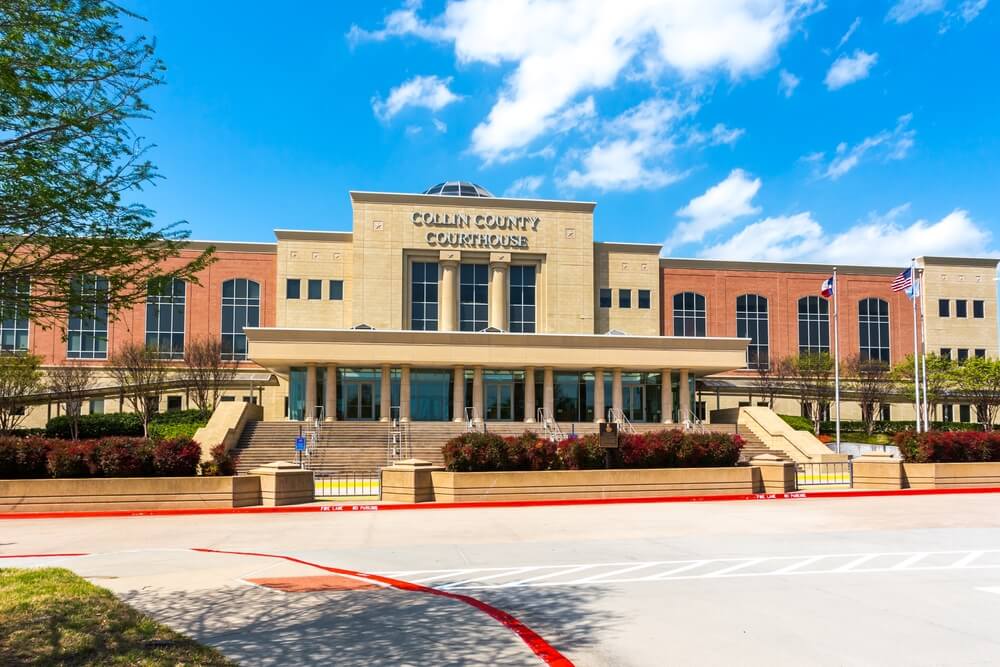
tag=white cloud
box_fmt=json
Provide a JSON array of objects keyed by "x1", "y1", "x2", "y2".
[
  {"x1": 560, "y1": 98, "x2": 690, "y2": 191},
  {"x1": 666, "y1": 169, "x2": 762, "y2": 252},
  {"x1": 432, "y1": 118, "x2": 448, "y2": 133},
  {"x1": 778, "y1": 69, "x2": 800, "y2": 97},
  {"x1": 825, "y1": 50, "x2": 878, "y2": 90},
  {"x1": 886, "y1": 0, "x2": 988, "y2": 27},
  {"x1": 837, "y1": 17, "x2": 862, "y2": 48},
  {"x1": 700, "y1": 207, "x2": 996, "y2": 266},
  {"x1": 813, "y1": 114, "x2": 915, "y2": 180},
  {"x1": 354, "y1": 0, "x2": 820, "y2": 162},
  {"x1": 371, "y1": 75, "x2": 461, "y2": 121},
  {"x1": 689, "y1": 123, "x2": 746, "y2": 146},
  {"x1": 503, "y1": 175, "x2": 545, "y2": 198}
]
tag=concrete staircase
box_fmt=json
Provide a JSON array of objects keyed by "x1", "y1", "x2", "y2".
[
  {"x1": 233, "y1": 420, "x2": 766, "y2": 473},
  {"x1": 735, "y1": 428, "x2": 792, "y2": 463}
]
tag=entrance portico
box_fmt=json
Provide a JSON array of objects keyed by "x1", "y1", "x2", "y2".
[{"x1": 247, "y1": 328, "x2": 747, "y2": 424}]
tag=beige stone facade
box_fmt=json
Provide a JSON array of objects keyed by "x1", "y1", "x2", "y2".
[{"x1": 919, "y1": 256, "x2": 999, "y2": 360}]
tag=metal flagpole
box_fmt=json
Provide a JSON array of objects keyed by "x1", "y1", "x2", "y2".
[
  {"x1": 833, "y1": 267, "x2": 841, "y2": 453},
  {"x1": 910, "y1": 259, "x2": 922, "y2": 433},
  {"x1": 919, "y1": 266, "x2": 930, "y2": 427}
]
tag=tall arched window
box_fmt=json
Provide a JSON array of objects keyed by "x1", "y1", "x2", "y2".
[
  {"x1": 221, "y1": 278, "x2": 260, "y2": 360},
  {"x1": 797, "y1": 296, "x2": 830, "y2": 354},
  {"x1": 146, "y1": 278, "x2": 186, "y2": 358},
  {"x1": 673, "y1": 292, "x2": 706, "y2": 337},
  {"x1": 859, "y1": 298, "x2": 890, "y2": 362},
  {"x1": 0, "y1": 274, "x2": 30, "y2": 352},
  {"x1": 737, "y1": 294, "x2": 769, "y2": 369}
]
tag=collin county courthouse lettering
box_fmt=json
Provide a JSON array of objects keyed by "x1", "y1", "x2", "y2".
[{"x1": 15, "y1": 180, "x2": 1000, "y2": 431}]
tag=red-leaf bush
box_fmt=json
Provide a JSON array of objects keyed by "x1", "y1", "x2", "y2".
[
  {"x1": 94, "y1": 437, "x2": 155, "y2": 477},
  {"x1": 443, "y1": 429, "x2": 743, "y2": 472},
  {"x1": 47, "y1": 441, "x2": 98, "y2": 478},
  {"x1": 0, "y1": 436, "x2": 53, "y2": 479},
  {"x1": 153, "y1": 437, "x2": 202, "y2": 476},
  {"x1": 201, "y1": 443, "x2": 239, "y2": 476},
  {"x1": 894, "y1": 430, "x2": 1000, "y2": 463}
]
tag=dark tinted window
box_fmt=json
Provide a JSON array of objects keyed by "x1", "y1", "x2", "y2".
[
  {"x1": 737, "y1": 294, "x2": 769, "y2": 369},
  {"x1": 974, "y1": 300, "x2": 985, "y2": 318},
  {"x1": 329, "y1": 280, "x2": 343, "y2": 300},
  {"x1": 619, "y1": 289, "x2": 632, "y2": 309},
  {"x1": 307, "y1": 279, "x2": 321, "y2": 300},
  {"x1": 673, "y1": 292, "x2": 706, "y2": 337},
  {"x1": 938, "y1": 299, "x2": 949, "y2": 317},
  {"x1": 286, "y1": 279, "x2": 300, "y2": 299},
  {"x1": 599, "y1": 288, "x2": 612, "y2": 308},
  {"x1": 956, "y1": 300, "x2": 967, "y2": 318},
  {"x1": 638, "y1": 289, "x2": 651, "y2": 309}
]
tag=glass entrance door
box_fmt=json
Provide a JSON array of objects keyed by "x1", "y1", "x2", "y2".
[
  {"x1": 344, "y1": 380, "x2": 377, "y2": 420},
  {"x1": 484, "y1": 382, "x2": 514, "y2": 420},
  {"x1": 623, "y1": 384, "x2": 645, "y2": 422}
]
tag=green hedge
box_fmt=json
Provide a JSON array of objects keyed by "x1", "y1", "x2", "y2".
[
  {"x1": 45, "y1": 409, "x2": 211, "y2": 440},
  {"x1": 779, "y1": 415, "x2": 982, "y2": 436},
  {"x1": 779, "y1": 415, "x2": 813, "y2": 431}
]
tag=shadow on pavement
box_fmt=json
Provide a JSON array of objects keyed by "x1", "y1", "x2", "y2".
[{"x1": 120, "y1": 581, "x2": 613, "y2": 666}]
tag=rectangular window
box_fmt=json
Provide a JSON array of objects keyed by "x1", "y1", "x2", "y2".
[
  {"x1": 957, "y1": 348, "x2": 969, "y2": 363},
  {"x1": 618, "y1": 289, "x2": 632, "y2": 309},
  {"x1": 286, "y1": 279, "x2": 300, "y2": 299},
  {"x1": 307, "y1": 279, "x2": 321, "y2": 300},
  {"x1": 940, "y1": 348, "x2": 951, "y2": 360},
  {"x1": 167, "y1": 395, "x2": 183, "y2": 411},
  {"x1": 459, "y1": 264, "x2": 488, "y2": 331},
  {"x1": 956, "y1": 299, "x2": 967, "y2": 318},
  {"x1": 411, "y1": 261, "x2": 439, "y2": 331},
  {"x1": 508, "y1": 265, "x2": 536, "y2": 333},
  {"x1": 329, "y1": 280, "x2": 343, "y2": 300},
  {"x1": 959, "y1": 404, "x2": 971, "y2": 422},
  {"x1": 941, "y1": 404, "x2": 953, "y2": 423},
  {"x1": 145, "y1": 278, "x2": 186, "y2": 359},
  {"x1": 0, "y1": 274, "x2": 30, "y2": 352},
  {"x1": 67, "y1": 275, "x2": 109, "y2": 359},
  {"x1": 879, "y1": 404, "x2": 891, "y2": 421},
  {"x1": 938, "y1": 299, "x2": 950, "y2": 317},
  {"x1": 599, "y1": 288, "x2": 612, "y2": 308},
  {"x1": 638, "y1": 289, "x2": 651, "y2": 309},
  {"x1": 89, "y1": 399, "x2": 105, "y2": 415},
  {"x1": 976, "y1": 349, "x2": 986, "y2": 359},
  {"x1": 973, "y1": 300, "x2": 985, "y2": 318}
]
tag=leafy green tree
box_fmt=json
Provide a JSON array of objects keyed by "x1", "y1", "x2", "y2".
[
  {"x1": 891, "y1": 353, "x2": 953, "y2": 421},
  {"x1": 0, "y1": 0, "x2": 212, "y2": 323},
  {"x1": 843, "y1": 356, "x2": 892, "y2": 436},
  {"x1": 0, "y1": 353, "x2": 43, "y2": 433},
  {"x1": 950, "y1": 356, "x2": 1000, "y2": 430},
  {"x1": 790, "y1": 352, "x2": 835, "y2": 434}
]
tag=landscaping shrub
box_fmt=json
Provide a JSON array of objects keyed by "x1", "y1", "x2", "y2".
[
  {"x1": 149, "y1": 409, "x2": 210, "y2": 425},
  {"x1": 0, "y1": 437, "x2": 54, "y2": 479},
  {"x1": 819, "y1": 420, "x2": 981, "y2": 436},
  {"x1": 153, "y1": 437, "x2": 202, "y2": 476},
  {"x1": 94, "y1": 438, "x2": 155, "y2": 477},
  {"x1": 442, "y1": 429, "x2": 744, "y2": 472},
  {"x1": 779, "y1": 415, "x2": 814, "y2": 432},
  {"x1": 148, "y1": 420, "x2": 205, "y2": 442},
  {"x1": 894, "y1": 430, "x2": 1000, "y2": 463},
  {"x1": 556, "y1": 434, "x2": 605, "y2": 470},
  {"x1": 201, "y1": 443, "x2": 239, "y2": 476},
  {"x1": 45, "y1": 412, "x2": 143, "y2": 439},
  {"x1": 47, "y1": 441, "x2": 97, "y2": 478}
]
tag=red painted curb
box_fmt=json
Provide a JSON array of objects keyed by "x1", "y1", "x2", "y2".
[
  {"x1": 2, "y1": 485, "x2": 1000, "y2": 520},
  {"x1": 192, "y1": 547, "x2": 574, "y2": 667}
]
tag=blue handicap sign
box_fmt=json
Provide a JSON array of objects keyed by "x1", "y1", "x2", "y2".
[{"x1": 295, "y1": 436, "x2": 306, "y2": 452}]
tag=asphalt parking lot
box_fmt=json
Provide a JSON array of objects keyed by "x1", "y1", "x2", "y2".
[{"x1": 4, "y1": 493, "x2": 1000, "y2": 666}]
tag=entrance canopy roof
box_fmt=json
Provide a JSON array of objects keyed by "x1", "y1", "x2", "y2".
[{"x1": 244, "y1": 328, "x2": 749, "y2": 375}]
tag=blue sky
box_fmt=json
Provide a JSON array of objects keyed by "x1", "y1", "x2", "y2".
[{"x1": 128, "y1": 0, "x2": 998, "y2": 265}]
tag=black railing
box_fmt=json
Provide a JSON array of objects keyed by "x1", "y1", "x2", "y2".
[
  {"x1": 314, "y1": 470, "x2": 381, "y2": 498},
  {"x1": 796, "y1": 461, "x2": 852, "y2": 487}
]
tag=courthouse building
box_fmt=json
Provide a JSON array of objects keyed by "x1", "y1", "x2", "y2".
[{"x1": 16, "y1": 181, "x2": 1000, "y2": 427}]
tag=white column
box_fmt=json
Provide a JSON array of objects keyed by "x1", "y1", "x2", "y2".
[
  {"x1": 612, "y1": 368, "x2": 623, "y2": 417},
  {"x1": 380, "y1": 364, "x2": 391, "y2": 422},
  {"x1": 452, "y1": 366, "x2": 465, "y2": 422},
  {"x1": 472, "y1": 367, "x2": 484, "y2": 422},
  {"x1": 304, "y1": 365, "x2": 317, "y2": 422},
  {"x1": 524, "y1": 367, "x2": 536, "y2": 422},
  {"x1": 594, "y1": 368, "x2": 605, "y2": 423},
  {"x1": 440, "y1": 259, "x2": 458, "y2": 332},
  {"x1": 489, "y1": 260, "x2": 508, "y2": 330},
  {"x1": 399, "y1": 366, "x2": 411, "y2": 422},
  {"x1": 679, "y1": 369, "x2": 691, "y2": 420},
  {"x1": 325, "y1": 364, "x2": 337, "y2": 421},
  {"x1": 661, "y1": 368, "x2": 673, "y2": 424},
  {"x1": 543, "y1": 367, "x2": 554, "y2": 419}
]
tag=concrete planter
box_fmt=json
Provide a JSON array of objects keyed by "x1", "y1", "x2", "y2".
[
  {"x1": 854, "y1": 455, "x2": 1000, "y2": 490},
  {"x1": 427, "y1": 466, "x2": 755, "y2": 503},
  {"x1": 0, "y1": 475, "x2": 263, "y2": 513}
]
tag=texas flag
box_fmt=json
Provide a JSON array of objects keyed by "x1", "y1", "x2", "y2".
[{"x1": 820, "y1": 277, "x2": 834, "y2": 298}]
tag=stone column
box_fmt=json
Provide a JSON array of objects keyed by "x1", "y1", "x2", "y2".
[
  {"x1": 399, "y1": 366, "x2": 411, "y2": 422},
  {"x1": 661, "y1": 368, "x2": 673, "y2": 424},
  {"x1": 594, "y1": 368, "x2": 605, "y2": 423},
  {"x1": 304, "y1": 365, "x2": 317, "y2": 422},
  {"x1": 524, "y1": 367, "x2": 536, "y2": 423},
  {"x1": 440, "y1": 255, "x2": 458, "y2": 332},
  {"x1": 679, "y1": 369, "x2": 691, "y2": 421},
  {"x1": 611, "y1": 368, "x2": 623, "y2": 417},
  {"x1": 488, "y1": 252, "x2": 509, "y2": 330},
  {"x1": 543, "y1": 367, "x2": 554, "y2": 419},
  {"x1": 380, "y1": 364, "x2": 391, "y2": 422},
  {"x1": 452, "y1": 366, "x2": 465, "y2": 422},
  {"x1": 325, "y1": 364, "x2": 337, "y2": 421},
  {"x1": 472, "y1": 367, "x2": 484, "y2": 422}
]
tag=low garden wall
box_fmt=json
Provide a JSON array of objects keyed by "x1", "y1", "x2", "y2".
[
  {"x1": 854, "y1": 431, "x2": 1000, "y2": 490},
  {"x1": 0, "y1": 475, "x2": 263, "y2": 513}
]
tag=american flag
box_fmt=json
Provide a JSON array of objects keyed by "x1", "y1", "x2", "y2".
[{"x1": 890, "y1": 267, "x2": 913, "y2": 292}]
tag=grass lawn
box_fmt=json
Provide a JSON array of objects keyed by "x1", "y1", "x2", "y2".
[{"x1": 0, "y1": 567, "x2": 233, "y2": 666}]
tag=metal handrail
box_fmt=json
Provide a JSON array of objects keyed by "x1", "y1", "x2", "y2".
[
  {"x1": 682, "y1": 408, "x2": 706, "y2": 432},
  {"x1": 536, "y1": 407, "x2": 564, "y2": 442},
  {"x1": 465, "y1": 406, "x2": 480, "y2": 432},
  {"x1": 607, "y1": 407, "x2": 637, "y2": 434}
]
